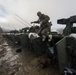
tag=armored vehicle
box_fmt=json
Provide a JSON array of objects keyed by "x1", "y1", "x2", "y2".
[
  {"x1": 3, "y1": 15, "x2": 76, "y2": 75},
  {"x1": 56, "y1": 15, "x2": 76, "y2": 75}
]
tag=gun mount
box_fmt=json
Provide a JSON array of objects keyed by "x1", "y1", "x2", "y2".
[{"x1": 57, "y1": 15, "x2": 76, "y2": 36}]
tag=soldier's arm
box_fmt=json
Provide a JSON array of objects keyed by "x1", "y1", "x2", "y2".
[{"x1": 31, "y1": 19, "x2": 39, "y2": 24}]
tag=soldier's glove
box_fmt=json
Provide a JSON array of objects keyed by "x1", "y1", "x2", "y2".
[{"x1": 31, "y1": 22, "x2": 34, "y2": 24}]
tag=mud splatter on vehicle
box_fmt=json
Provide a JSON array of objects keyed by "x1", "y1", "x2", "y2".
[{"x1": 0, "y1": 34, "x2": 60, "y2": 75}]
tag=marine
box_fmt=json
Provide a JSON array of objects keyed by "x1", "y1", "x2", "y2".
[{"x1": 31, "y1": 11, "x2": 52, "y2": 36}]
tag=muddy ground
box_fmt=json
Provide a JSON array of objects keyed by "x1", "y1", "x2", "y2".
[{"x1": 0, "y1": 33, "x2": 60, "y2": 75}]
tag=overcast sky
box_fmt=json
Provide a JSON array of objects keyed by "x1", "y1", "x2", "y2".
[{"x1": 0, "y1": 0, "x2": 76, "y2": 30}]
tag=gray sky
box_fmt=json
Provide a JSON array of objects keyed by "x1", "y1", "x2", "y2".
[{"x1": 0, "y1": 0, "x2": 76, "y2": 30}]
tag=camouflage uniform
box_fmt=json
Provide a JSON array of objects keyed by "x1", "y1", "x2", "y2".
[{"x1": 31, "y1": 12, "x2": 52, "y2": 36}]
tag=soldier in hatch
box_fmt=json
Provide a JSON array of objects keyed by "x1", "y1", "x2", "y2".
[{"x1": 31, "y1": 11, "x2": 52, "y2": 36}]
